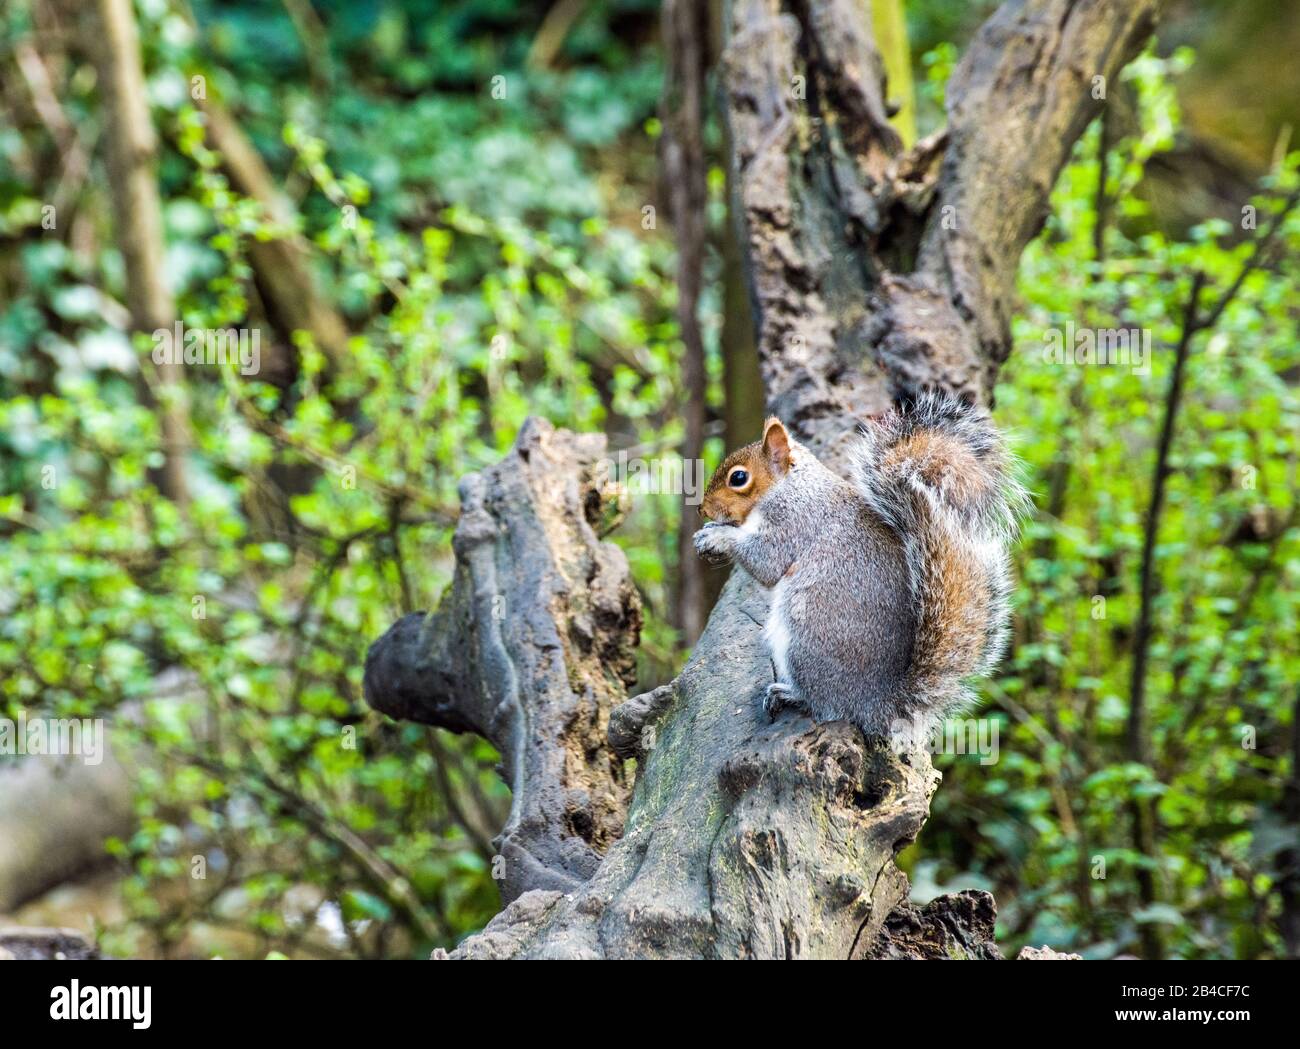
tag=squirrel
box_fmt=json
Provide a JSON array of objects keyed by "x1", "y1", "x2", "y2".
[{"x1": 693, "y1": 392, "x2": 1025, "y2": 739}]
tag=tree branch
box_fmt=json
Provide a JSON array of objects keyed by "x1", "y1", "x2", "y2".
[
  {"x1": 921, "y1": 1, "x2": 1164, "y2": 376},
  {"x1": 363, "y1": 419, "x2": 641, "y2": 905},
  {"x1": 366, "y1": 0, "x2": 1163, "y2": 958},
  {"x1": 660, "y1": 0, "x2": 712, "y2": 645},
  {"x1": 88, "y1": 0, "x2": 193, "y2": 510}
]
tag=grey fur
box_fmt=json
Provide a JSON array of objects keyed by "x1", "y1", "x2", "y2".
[{"x1": 694, "y1": 393, "x2": 1024, "y2": 739}]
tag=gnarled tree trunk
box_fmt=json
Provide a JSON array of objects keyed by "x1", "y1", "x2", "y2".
[{"x1": 364, "y1": 0, "x2": 1162, "y2": 958}]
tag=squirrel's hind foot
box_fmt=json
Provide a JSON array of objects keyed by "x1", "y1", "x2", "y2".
[{"x1": 763, "y1": 682, "x2": 810, "y2": 722}]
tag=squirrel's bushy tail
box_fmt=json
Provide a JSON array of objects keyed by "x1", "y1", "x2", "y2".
[{"x1": 850, "y1": 392, "x2": 1026, "y2": 723}]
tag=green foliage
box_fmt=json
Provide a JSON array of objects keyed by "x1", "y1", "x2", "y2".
[
  {"x1": 916, "y1": 49, "x2": 1300, "y2": 959},
  {"x1": 0, "y1": 0, "x2": 684, "y2": 957},
  {"x1": 2, "y1": 1, "x2": 1296, "y2": 962}
]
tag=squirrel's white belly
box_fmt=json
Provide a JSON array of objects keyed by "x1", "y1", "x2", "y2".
[{"x1": 765, "y1": 578, "x2": 793, "y2": 687}]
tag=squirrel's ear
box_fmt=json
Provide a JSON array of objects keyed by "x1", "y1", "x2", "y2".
[{"x1": 762, "y1": 417, "x2": 793, "y2": 473}]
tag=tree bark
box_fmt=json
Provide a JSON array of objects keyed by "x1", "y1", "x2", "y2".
[
  {"x1": 89, "y1": 0, "x2": 192, "y2": 511},
  {"x1": 661, "y1": 0, "x2": 713, "y2": 647},
  {"x1": 0, "y1": 672, "x2": 200, "y2": 914},
  {"x1": 364, "y1": 420, "x2": 641, "y2": 906},
  {"x1": 0, "y1": 753, "x2": 133, "y2": 913},
  {"x1": 366, "y1": 0, "x2": 1163, "y2": 958},
  {"x1": 711, "y1": 0, "x2": 765, "y2": 452},
  {"x1": 0, "y1": 927, "x2": 99, "y2": 960}
]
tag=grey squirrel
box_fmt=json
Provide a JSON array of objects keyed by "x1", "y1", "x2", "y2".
[{"x1": 693, "y1": 392, "x2": 1025, "y2": 739}]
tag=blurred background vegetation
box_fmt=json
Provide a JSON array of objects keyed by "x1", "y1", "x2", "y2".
[{"x1": 0, "y1": 0, "x2": 1297, "y2": 959}]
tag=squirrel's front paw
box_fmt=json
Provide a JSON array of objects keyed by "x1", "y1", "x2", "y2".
[
  {"x1": 763, "y1": 682, "x2": 809, "y2": 721},
  {"x1": 693, "y1": 521, "x2": 737, "y2": 564}
]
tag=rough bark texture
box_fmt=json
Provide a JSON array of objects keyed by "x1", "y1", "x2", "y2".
[
  {"x1": 722, "y1": 0, "x2": 1162, "y2": 454},
  {"x1": 1017, "y1": 944, "x2": 1083, "y2": 960},
  {"x1": 707, "y1": 0, "x2": 765, "y2": 457},
  {"x1": 863, "y1": 889, "x2": 1002, "y2": 960},
  {"x1": 366, "y1": 0, "x2": 1162, "y2": 958},
  {"x1": 0, "y1": 927, "x2": 99, "y2": 961},
  {"x1": 428, "y1": 574, "x2": 946, "y2": 959},
  {"x1": 364, "y1": 419, "x2": 641, "y2": 906}
]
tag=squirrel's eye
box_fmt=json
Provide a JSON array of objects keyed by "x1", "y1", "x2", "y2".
[{"x1": 728, "y1": 468, "x2": 750, "y2": 489}]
